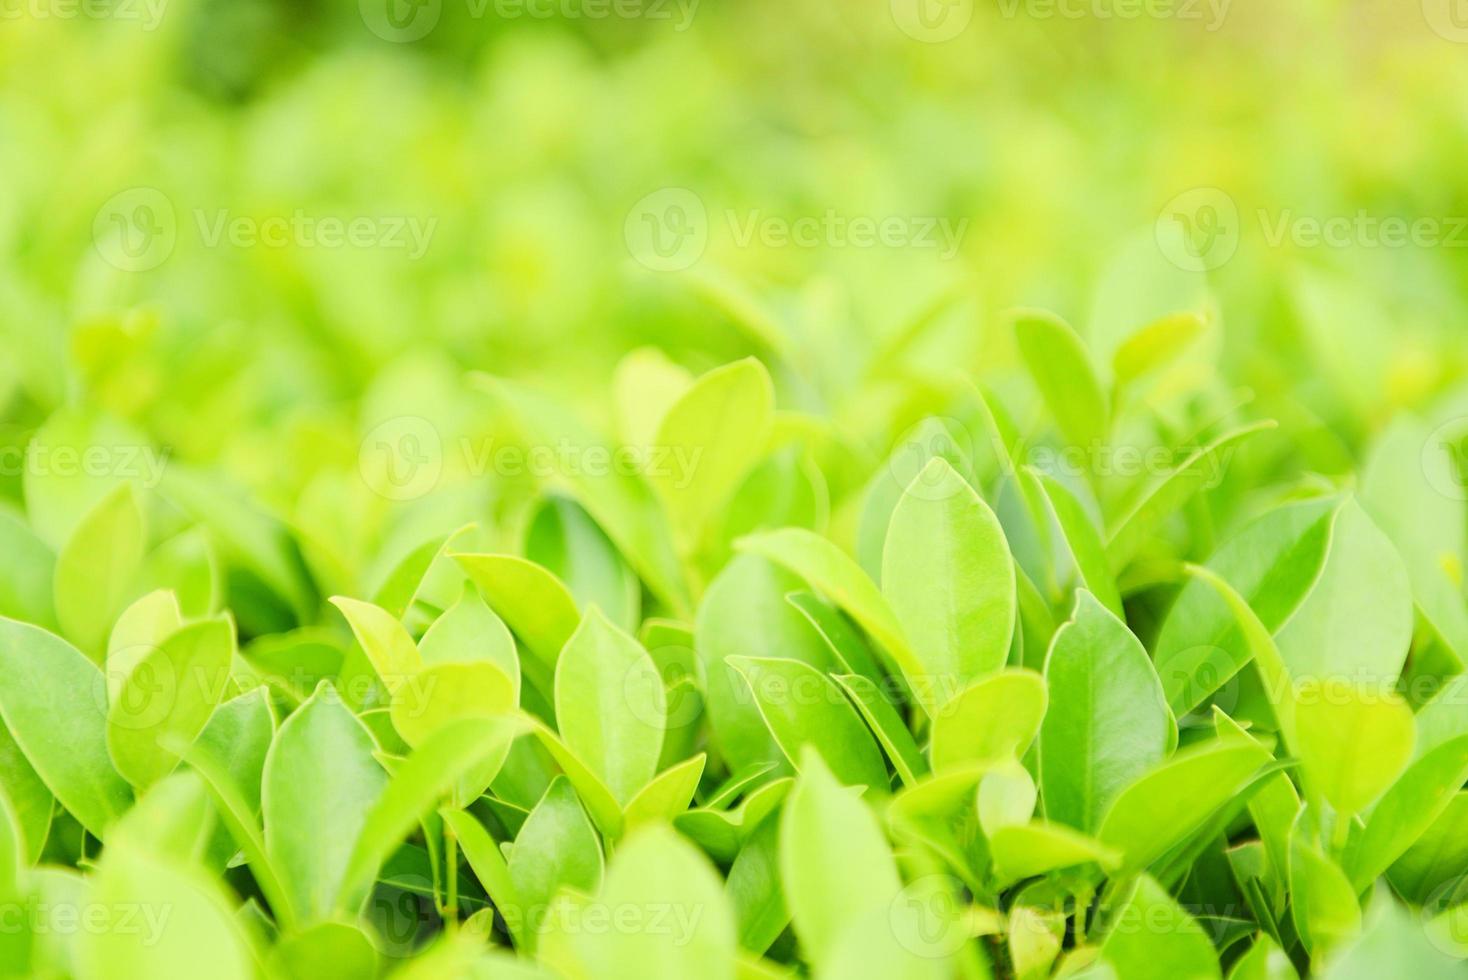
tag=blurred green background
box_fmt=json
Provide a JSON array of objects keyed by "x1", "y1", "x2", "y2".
[{"x1": 4, "y1": 0, "x2": 1468, "y2": 631}]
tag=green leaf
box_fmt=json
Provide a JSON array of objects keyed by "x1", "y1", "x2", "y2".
[
  {"x1": 106, "y1": 589, "x2": 183, "y2": 706},
  {"x1": 441, "y1": 807, "x2": 527, "y2": 947},
  {"x1": 509, "y1": 776, "x2": 604, "y2": 937},
  {"x1": 1327, "y1": 889, "x2": 1464, "y2": 979},
  {"x1": 1387, "y1": 791, "x2": 1468, "y2": 903},
  {"x1": 453, "y1": 552, "x2": 578, "y2": 698},
  {"x1": 0, "y1": 721, "x2": 52, "y2": 863},
  {"x1": 779, "y1": 750, "x2": 902, "y2": 966},
  {"x1": 0, "y1": 617, "x2": 132, "y2": 836},
  {"x1": 1032, "y1": 470, "x2": 1124, "y2": 617},
  {"x1": 107, "y1": 617, "x2": 234, "y2": 789},
  {"x1": 1105, "y1": 421, "x2": 1275, "y2": 569},
  {"x1": 566, "y1": 826, "x2": 736, "y2": 980},
  {"x1": 555, "y1": 608, "x2": 665, "y2": 805},
  {"x1": 612, "y1": 347, "x2": 693, "y2": 449},
  {"x1": 1270, "y1": 499, "x2": 1413, "y2": 685},
  {"x1": 651, "y1": 357, "x2": 775, "y2": 548},
  {"x1": 418, "y1": 582, "x2": 520, "y2": 692},
  {"x1": 1343, "y1": 733, "x2": 1468, "y2": 890},
  {"x1": 930, "y1": 669, "x2": 1047, "y2": 773},
  {"x1": 1293, "y1": 678, "x2": 1414, "y2": 818},
  {"x1": 831, "y1": 673, "x2": 928, "y2": 786},
  {"x1": 1012, "y1": 310, "x2": 1109, "y2": 452},
  {"x1": 737, "y1": 528, "x2": 922, "y2": 709},
  {"x1": 882, "y1": 458, "x2": 1016, "y2": 706},
  {"x1": 695, "y1": 555, "x2": 837, "y2": 775},
  {"x1": 1096, "y1": 874, "x2": 1221, "y2": 980},
  {"x1": 1158, "y1": 499, "x2": 1337, "y2": 715},
  {"x1": 328, "y1": 596, "x2": 423, "y2": 698},
  {"x1": 270, "y1": 922, "x2": 379, "y2": 980},
  {"x1": 54, "y1": 484, "x2": 146, "y2": 659},
  {"x1": 729, "y1": 657, "x2": 889, "y2": 791},
  {"x1": 263, "y1": 684, "x2": 387, "y2": 921},
  {"x1": 525, "y1": 495, "x2": 640, "y2": 631},
  {"x1": 1112, "y1": 311, "x2": 1207, "y2": 388},
  {"x1": 623, "y1": 754, "x2": 706, "y2": 830},
  {"x1": 728, "y1": 814, "x2": 787, "y2": 954},
  {"x1": 78, "y1": 837, "x2": 255, "y2": 980},
  {"x1": 1039, "y1": 591, "x2": 1173, "y2": 831},
  {"x1": 0, "y1": 508, "x2": 56, "y2": 628},
  {"x1": 1097, "y1": 740, "x2": 1271, "y2": 873},
  {"x1": 987, "y1": 821, "x2": 1120, "y2": 886},
  {"x1": 1289, "y1": 825, "x2": 1360, "y2": 961},
  {"x1": 338, "y1": 715, "x2": 525, "y2": 912},
  {"x1": 1225, "y1": 935, "x2": 1297, "y2": 980}
]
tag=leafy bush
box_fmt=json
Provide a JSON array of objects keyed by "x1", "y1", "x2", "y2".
[{"x1": 6, "y1": 4, "x2": 1468, "y2": 979}]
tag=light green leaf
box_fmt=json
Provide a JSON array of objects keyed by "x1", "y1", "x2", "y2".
[
  {"x1": 623, "y1": 754, "x2": 706, "y2": 830},
  {"x1": 1096, "y1": 740, "x2": 1270, "y2": 873},
  {"x1": 651, "y1": 358, "x2": 775, "y2": 548},
  {"x1": 728, "y1": 814, "x2": 786, "y2": 955},
  {"x1": 1012, "y1": 310, "x2": 1109, "y2": 452},
  {"x1": 832, "y1": 673, "x2": 928, "y2": 786},
  {"x1": 1343, "y1": 733, "x2": 1468, "y2": 890},
  {"x1": 328, "y1": 596, "x2": 423, "y2": 698},
  {"x1": 0, "y1": 617, "x2": 132, "y2": 836},
  {"x1": 1039, "y1": 591, "x2": 1172, "y2": 831},
  {"x1": 882, "y1": 458, "x2": 1016, "y2": 707},
  {"x1": 1289, "y1": 826, "x2": 1360, "y2": 961},
  {"x1": 737, "y1": 528, "x2": 921, "y2": 709},
  {"x1": 987, "y1": 821, "x2": 1120, "y2": 886},
  {"x1": 569, "y1": 826, "x2": 736, "y2": 980},
  {"x1": 730, "y1": 656, "x2": 889, "y2": 791},
  {"x1": 1096, "y1": 874, "x2": 1220, "y2": 980},
  {"x1": 263, "y1": 684, "x2": 387, "y2": 921},
  {"x1": 931, "y1": 669, "x2": 1047, "y2": 773},
  {"x1": 525, "y1": 495, "x2": 640, "y2": 631},
  {"x1": 509, "y1": 776, "x2": 604, "y2": 938},
  {"x1": 454, "y1": 553, "x2": 578, "y2": 689},
  {"x1": 555, "y1": 608, "x2": 665, "y2": 805},
  {"x1": 78, "y1": 838, "x2": 255, "y2": 980},
  {"x1": 54, "y1": 484, "x2": 146, "y2": 659},
  {"x1": 779, "y1": 750, "x2": 902, "y2": 965},
  {"x1": 1033, "y1": 470, "x2": 1123, "y2": 617},
  {"x1": 1105, "y1": 421, "x2": 1275, "y2": 569},
  {"x1": 1293, "y1": 678, "x2": 1414, "y2": 818},
  {"x1": 106, "y1": 589, "x2": 183, "y2": 706},
  {"x1": 107, "y1": 617, "x2": 234, "y2": 789}
]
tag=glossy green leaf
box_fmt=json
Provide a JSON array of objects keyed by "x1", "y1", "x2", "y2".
[
  {"x1": 1012, "y1": 310, "x2": 1109, "y2": 452},
  {"x1": 1293, "y1": 678, "x2": 1414, "y2": 818},
  {"x1": 1039, "y1": 591, "x2": 1172, "y2": 831},
  {"x1": 0, "y1": 617, "x2": 132, "y2": 836},
  {"x1": 555, "y1": 608, "x2": 665, "y2": 805},
  {"x1": 1096, "y1": 874, "x2": 1220, "y2": 980},
  {"x1": 729, "y1": 656, "x2": 888, "y2": 791},
  {"x1": 931, "y1": 669, "x2": 1047, "y2": 773},
  {"x1": 525, "y1": 495, "x2": 640, "y2": 631},
  {"x1": 509, "y1": 776, "x2": 604, "y2": 938},
  {"x1": 54, "y1": 484, "x2": 146, "y2": 659}
]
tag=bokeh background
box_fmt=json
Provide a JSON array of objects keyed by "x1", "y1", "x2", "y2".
[{"x1": 4, "y1": 0, "x2": 1468, "y2": 637}]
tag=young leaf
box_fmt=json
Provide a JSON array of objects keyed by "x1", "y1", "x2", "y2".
[
  {"x1": 1012, "y1": 310, "x2": 1110, "y2": 452},
  {"x1": 107, "y1": 617, "x2": 234, "y2": 789},
  {"x1": 0, "y1": 617, "x2": 132, "y2": 837},
  {"x1": 651, "y1": 357, "x2": 775, "y2": 548},
  {"x1": 1039, "y1": 591, "x2": 1172, "y2": 831},
  {"x1": 882, "y1": 458, "x2": 1016, "y2": 705},
  {"x1": 930, "y1": 669, "x2": 1047, "y2": 773},
  {"x1": 53, "y1": 483, "x2": 146, "y2": 659},
  {"x1": 1293, "y1": 678, "x2": 1414, "y2": 818},
  {"x1": 729, "y1": 656, "x2": 889, "y2": 791},
  {"x1": 328, "y1": 596, "x2": 423, "y2": 698},
  {"x1": 262, "y1": 684, "x2": 388, "y2": 921},
  {"x1": 1096, "y1": 874, "x2": 1221, "y2": 980},
  {"x1": 555, "y1": 609, "x2": 665, "y2": 805},
  {"x1": 525, "y1": 495, "x2": 640, "y2": 631},
  {"x1": 779, "y1": 750, "x2": 902, "y2": 966},
  {"x1": 508, "y1": 776, "x2": 604, "y2": 938}
]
